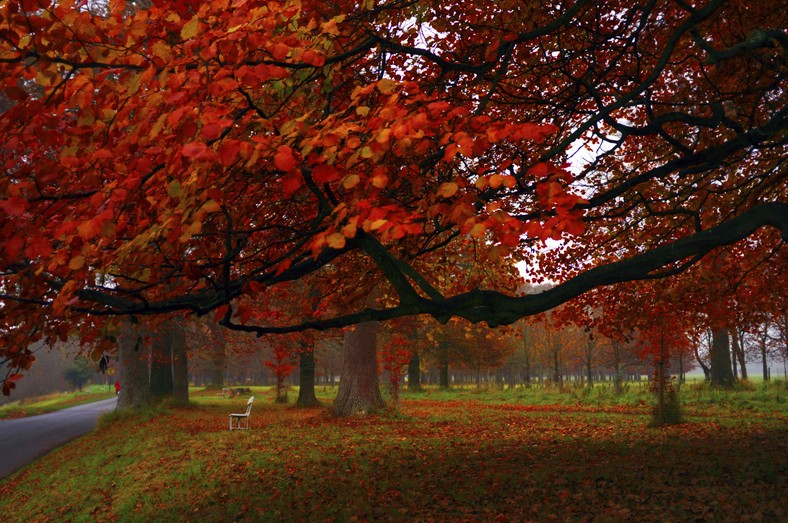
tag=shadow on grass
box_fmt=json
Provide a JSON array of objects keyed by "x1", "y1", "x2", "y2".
[{"x1": 1, "y1": 398, "x2": 785, "y2": 522}]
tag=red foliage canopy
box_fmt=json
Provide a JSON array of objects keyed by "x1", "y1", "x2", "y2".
[{"x1": 1, "y1": 0, "x2": 785, "y2": 391}]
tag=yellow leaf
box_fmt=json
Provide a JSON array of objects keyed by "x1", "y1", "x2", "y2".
[
  {"x1": 375, "y1": 128, "x2": 391, "y2": 144},
  {"x1": 469, "y1": 223, "x2": 486, "y2": 238},
  {"x1": 326, "y1": 232, "x2": 346, "y2": 249},
  {"x1": 369, "y1": 219, "x2": 387, "y2": 230},
  {"x1": 489, "y1": 174, "x2": 504, "y2": 189},
  {"x1": 371, "y1": 174, "x2": 388, "y2": 188},
  {"x1": 341, "y1": 222, "x2": 357, "y2": 238},
  {"x1": 181, "y1": 17, "x2": 199, "y2": 40},
  {"x1": 342, "y1": 174, "x2": 361, "y2": 189},
  {"x1": 69, "y1": 255, "x2": 85, "y2": 270},
  {"x1": 186, "y1": 221, "x2": 202, "y2": 235},
  {"x1": 202, "y1": 200, "x2": 221, "y2": 213},
  {"x1": 437, "y1": 182, "x2": 458, "y2": 198},
  {"x1": 377, "y1": 79, "x2": 397, "y2": 94}
]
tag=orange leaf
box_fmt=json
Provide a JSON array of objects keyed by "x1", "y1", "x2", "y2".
[{"x1": 272, "y1": 43, "x2": 290, "y2": 60}]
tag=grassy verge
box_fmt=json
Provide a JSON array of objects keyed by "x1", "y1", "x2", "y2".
[
  {"x1": 0, "y1": 384, "x2": 116, "y2": 419},
  {"x1": 1, "y1": 384, "x2": 785, "y2": 522}
]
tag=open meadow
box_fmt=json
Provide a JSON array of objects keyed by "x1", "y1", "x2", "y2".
[{"x1": 1, "y1": 382, "x2": 785, "y2": 522}]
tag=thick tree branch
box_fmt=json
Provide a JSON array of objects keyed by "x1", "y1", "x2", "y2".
[{"x1": 218, "y1": 202, "x2": 787, "y2": 335}]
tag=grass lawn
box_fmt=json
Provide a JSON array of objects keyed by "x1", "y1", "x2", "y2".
[
  {"x1": 0, "y1": 384, "x2": 116, "y2": 419},
  {"x1": 0, "y1": 383, "x2": 785, "y2": 522}
]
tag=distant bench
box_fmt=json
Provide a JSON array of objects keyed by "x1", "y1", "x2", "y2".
[{"x1": 222, "y1": 387, "x2": 252, "y2": 398}]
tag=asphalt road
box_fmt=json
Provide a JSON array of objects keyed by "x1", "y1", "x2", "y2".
[{"x1": 0, "y1": 396, "x2": 118, "y2": 479}]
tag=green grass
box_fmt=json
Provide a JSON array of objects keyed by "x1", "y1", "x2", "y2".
[
  {"x1": 0, "y1": 384, "x2": 116, "y2": 419},
  {"x1": 1, "y1": 382, "x2": 785, "y2": 522}
]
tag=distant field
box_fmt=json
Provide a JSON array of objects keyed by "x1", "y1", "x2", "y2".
[
  {"x1": 0, "y1": 383, "x2": 785, "y2": 522},
  {"x1": 0, "y1": 385, "x2": 116, "y2": 419}
]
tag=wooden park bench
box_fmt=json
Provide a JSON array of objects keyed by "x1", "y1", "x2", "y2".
[{"x1": 229, "y1": 396, "x2": 254, "y2": 430}]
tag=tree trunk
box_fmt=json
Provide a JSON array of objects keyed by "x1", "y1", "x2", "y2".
[
  {"x1": 117, "y1": 319, "x2": 152, "y2": 409},
  {"x1": 171, "y1": 319, "x2": 189, "y2": 406},
  {"x1": 407, "y1": 351, "x2": 421, "y2": 391},
  {"x1": 710, "y1": 328, "x2": 734, "y2": 388},
  {"x1": 732, "y1": 328, "x2": 748, "y2": 380},
  {"x1": 296, "y1": 347, "x2": 320, "y2": 406},
  {"x1": 332, "y1": 320, "x2": 384, "y2": 416},
  {"x1": 760, "y1": 330, "x2": 770, "y2": 381},
  {"x1": 149, "y1": 322, "x2": 174, "y2": 401},
  {"x1": 694, "y1": 345, "x2": 711, "y2": 381},
  {"x1": 439, "y1": 342, "x2": 450, "y2": 389}
]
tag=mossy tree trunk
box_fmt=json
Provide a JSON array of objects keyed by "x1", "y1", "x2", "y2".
[
  {"x1": 710, "y1": 328, "x2": 734, "y2": 389},
  {"x1": 332, "y1": 320, "x2": 384, "y2": 416},
  {"x1": 149, "y1": 324, "x2": 174, "y2": 402},
  {"x1": 117, "y1": 319, "x2": 152, "y2": 409}
]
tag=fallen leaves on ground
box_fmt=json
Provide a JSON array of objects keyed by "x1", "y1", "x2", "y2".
[{"x1": 1, "y1": 397, "x2": 785, "y2": 522}]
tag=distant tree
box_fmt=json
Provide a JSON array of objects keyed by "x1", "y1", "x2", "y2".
[{"x1": 63, "y1": 357, "x2": 95, "y2": 392}]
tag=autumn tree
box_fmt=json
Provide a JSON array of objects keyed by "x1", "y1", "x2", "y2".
[
  {"x1": 62, "y1": 356, "x2": 95, "y2": 391},
  {"x1": 1, "y1": 0, "x2": 786, "y2": 400}
]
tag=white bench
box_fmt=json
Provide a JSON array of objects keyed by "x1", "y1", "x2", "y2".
[{"x1": 229, "y1": 396, "x2": 254, "y2": 430}]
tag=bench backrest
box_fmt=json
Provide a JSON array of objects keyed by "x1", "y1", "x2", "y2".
[{"x1": 245, "y1": 396, "x2": 254, "y2": 415}]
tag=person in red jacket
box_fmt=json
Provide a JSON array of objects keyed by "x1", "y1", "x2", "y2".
[{"x1": 114, "y1": 381, "x2": 120, "y2": 395}]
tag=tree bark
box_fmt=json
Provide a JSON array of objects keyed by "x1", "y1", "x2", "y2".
[
  {"x1": 760, "y1": 326, "x2": 770, "y2": 381},
  {"x1": 407, "y1": 351, "x2": 421, "y2": 391},
  {"x1": 732, "y1": 328, "x2": 748, "y2": 380},
  {"x1": 439, "y1": 342, "x2": 450, "y2": 389},
  {"x1": 710, "y1": 328, "x2": 735, "y2": 388},
  {"x1": 694, "y1": 344, "x2": 711, "y2": 381},
  {"x1": 296, "y1": 345, "x2": 320, "y2": 406},
  {"x1": 117, "y1": 319, "x2": 152, "y2": 409},
  {"x1": 332, "y1": 320, "x2": 384, "y2": 416},
  {"x1": 149, "y1": 323, "x2": 174, "y2": 401}
]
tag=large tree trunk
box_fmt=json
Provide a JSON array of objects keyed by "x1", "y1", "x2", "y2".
[
  {"x1": 332, "y1": 320, "x2": 384, "y2": 416},
  {"x1": 296, "y1": 345, "x2": 320, "y2": 407},
  {"x1": 407, "y1": 351, "x2": 421, "y2": 391},
  {"x1": 171, "y1": 319, "x2": 189, "y2": 406},
  {"x1": 710, "y1": 328, "x2": 734, "y2": 388},
  {"x1": 149, "y1": 323, "x2": 174, "y2": 401},
  {"x1": 117, "y1": 319, "x2": 152, "y2": 409}
]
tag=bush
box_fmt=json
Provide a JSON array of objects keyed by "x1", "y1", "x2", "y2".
[{"x1": 63, "y1": 357, "x2": 95, "y2": 392}]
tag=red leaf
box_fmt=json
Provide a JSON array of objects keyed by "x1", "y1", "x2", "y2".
[
  {"x1": 281, "y1": 173, "x2": 302, "y2": 196},
  {"x1": 312, "y1": 164, "x2": 338, "y2": 183},
  {"x1": 182, "y1": 142, "x2": 210, "y2": 158},
  {"x1": 0, "y1": 197, "x2": 28, "y2": 217},
  {"x1": 274, "y1": 145, "x2": 297, "y2": 172}
]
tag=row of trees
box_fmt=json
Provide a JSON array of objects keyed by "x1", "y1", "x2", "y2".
[{"x1": 1, "y1": 1, "x2": 786, "y2": 421}]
